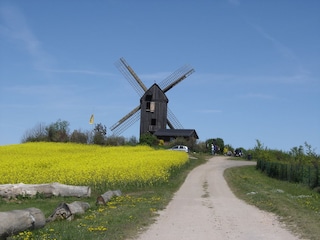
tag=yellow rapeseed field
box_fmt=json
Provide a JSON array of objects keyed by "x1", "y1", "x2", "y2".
[{"x1": 0, "y1": 142, "x2": 188, "y2": 188}]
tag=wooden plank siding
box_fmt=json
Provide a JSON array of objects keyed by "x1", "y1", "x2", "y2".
[{"x1": 140, "y1": 84, "x2": 168, "y2": 136}]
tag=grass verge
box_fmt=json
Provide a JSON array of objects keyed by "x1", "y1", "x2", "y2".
[
  {"x1": 224, "y1": 164, "x2": 320, "y2": 240},
  {"x1": 0, "y1": 153, "x2": 207, "y2": 240}
]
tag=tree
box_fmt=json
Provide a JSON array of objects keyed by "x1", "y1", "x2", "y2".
[
  {"x1": 21, "y1": 123, "x2": 48, "y2": 142},
  {"x1": 192, "y1": 140, "x2": 207, "y2": 153},
  {"x1": 70, "y1": 129, "x2": 88, "y2": 144},
  {"x1": 215, "y1": 138, "x2": 225, "y2": 154},
  {"x1": 46, "y1": 119, "x2": 70, "y2": 142},
  {"x1": 105, "y1": 135, "x2": 125, "y2": 146},
  {"x1": 206, "y1": 138, "x2": 224, "y2": 154},
  {"x1": 93, "y1": 123, "x2": 107, "y2": 145},
  {"x1": 127, "y1": 136, "x2": 138, "y2": 146}
]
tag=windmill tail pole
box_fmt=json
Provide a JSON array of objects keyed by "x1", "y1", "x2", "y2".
[{"x1": 0, "y1": 208, "x2": 46, "y2": 239}]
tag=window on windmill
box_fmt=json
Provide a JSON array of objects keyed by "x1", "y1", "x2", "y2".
[
  {"x1": 151, "y1": 118, "x2": 156, "y2": 125},
  {"x1": 146, "y1": 101, "x2": 155, "y2": 112},
  {"x1": 145, "y1": 94, "x2": 152, "y2": 101},
  {"x1": 150, "y1": 102, "x2": 155, "y2": 112}
]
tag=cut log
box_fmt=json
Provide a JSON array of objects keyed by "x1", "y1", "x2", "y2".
[
  {"x1": 46, "y1": 201, "x2": 90, "y2": 222},
  {"x1": 0, "y1": 182, "x2": 91, "y2": 198},
  {"x1": 96, "y1": 190, "x2": 122, "y2": 205},
  {"x1": 0, "y1": 207, "x2": 46, "y2": 239}
]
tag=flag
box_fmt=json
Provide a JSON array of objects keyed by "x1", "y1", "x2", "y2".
[{"x1": 89, "y1": 114, "x2": 94, "y2": 124}]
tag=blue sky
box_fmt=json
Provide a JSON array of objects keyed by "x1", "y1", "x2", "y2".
[{"x1": 1, "y1": 0, "x2": 319, "y2": 153}]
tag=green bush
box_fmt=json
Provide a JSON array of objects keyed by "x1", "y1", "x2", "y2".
[
  {"x1": 139, "y1": 133, "x2": 159, "y2": 146},
  {"x1": 254, "y1": 141, "x2": 320, "y2": 190}
]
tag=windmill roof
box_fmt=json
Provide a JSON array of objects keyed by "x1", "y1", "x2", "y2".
[
  {"x1": 140, "y1": 83, "x2": 168, "y2": 101},
  {"x1": 154, "y1": 129, "x2": 199, "y2": 139}
]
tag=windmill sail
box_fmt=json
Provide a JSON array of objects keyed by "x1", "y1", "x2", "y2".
[
  {"x1": 159, "y1": 65, "x2": 195, "y2": 93},
  {"x1": 111, "y1": 109, "x2": 140, "y2": 136},
  {"x1": 110, "y1": 105, "x2": 140, "y2": 135},
  {"x1": 167, "y1": 108, "x2": 184, "y2": 129},
  {"x1": 115, "y1": 58, "x2": 147, "y2": 97}
]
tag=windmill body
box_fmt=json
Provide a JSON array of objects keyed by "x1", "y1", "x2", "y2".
[
  {"x1": 110, "y1": 57, "x2": 198, "y2": 142},
  {"x1": 140, "y1": 83, "x2": 168, "y2": 136}
]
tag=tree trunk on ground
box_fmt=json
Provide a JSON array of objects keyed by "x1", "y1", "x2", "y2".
[
  {"x1": 46, "y1": 201, "x2": 90, "y2": 222},
  {"x1": 0, "y1": 183, "x2": 91, "y2": 198},
  {"x1": 96, "y1": 190, "x2": 122, "y2": 205},
  {"x1": 0, "y1": 208, "x2": 45, "y2": 239}
]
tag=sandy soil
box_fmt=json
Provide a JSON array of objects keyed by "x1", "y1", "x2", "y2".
[{"x1": 134, "y1": 156, "x2": 300, "y2": 240}]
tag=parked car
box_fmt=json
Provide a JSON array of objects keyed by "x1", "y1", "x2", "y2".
[
  {"x1": 234, "y1": 148, "x2": 243, "y2": 157},
  {"x1": 169, "y1": 145, "x2": 189, "y2": 153}
]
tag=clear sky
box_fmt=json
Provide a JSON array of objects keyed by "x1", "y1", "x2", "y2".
[{"x1": 1, "y1": 0, "x2": 319, "y2": 153}]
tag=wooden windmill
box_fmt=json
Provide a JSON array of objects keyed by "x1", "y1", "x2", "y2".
[{"x1": 110, "y1": 57, "x2": 195, "y2": 138}]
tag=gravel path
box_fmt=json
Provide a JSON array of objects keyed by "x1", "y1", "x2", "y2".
[{"x1": 134, "y1": 156, "x2": 300, "y2": 240}]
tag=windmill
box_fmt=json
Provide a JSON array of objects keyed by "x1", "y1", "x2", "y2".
[{"x1": 110, "y1": 57, "x2": 195, "y2": 138}]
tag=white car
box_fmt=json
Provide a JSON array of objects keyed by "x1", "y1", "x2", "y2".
[{"x1": 170, "y1": 145, "x2": 189, "y2": 153}]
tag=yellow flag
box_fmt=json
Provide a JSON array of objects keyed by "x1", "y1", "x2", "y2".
[{"x1": 89, "y1": 114, "x2": 94, "y2": 124}]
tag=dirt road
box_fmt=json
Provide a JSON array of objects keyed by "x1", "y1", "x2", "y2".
[{"x1": 134, "y1": 156, "x2": 300, "y2": 240}]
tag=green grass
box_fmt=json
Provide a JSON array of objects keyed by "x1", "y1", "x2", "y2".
[
  {"x1": 1, "y1": 153, "x2": 207, "y2": 240},
  {"x1": 224, "y1": 164, "x2": 320, "y2": 240}
]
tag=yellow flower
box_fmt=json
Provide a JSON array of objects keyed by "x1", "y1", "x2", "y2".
[{"x1": 0, "y1": 143, "x2": 188, "y2": 187}]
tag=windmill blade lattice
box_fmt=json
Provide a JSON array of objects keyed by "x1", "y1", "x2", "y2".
[
  {"x1": 167, "y1": 107, "x2": 184, "y2": 129},
  {"x1": 110, "y1": 108, "x2": 140, "y2": 136},
  {"x1": 159, "y1": 65, "x2": 195, "y2": 93},
  {"x1": 115, "y1": 58, "x2": 147, "y2": 97}
]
